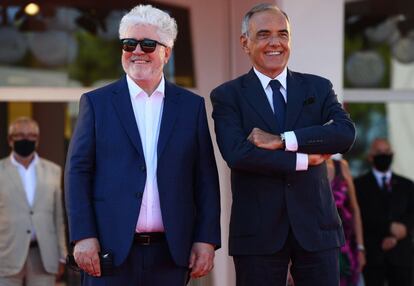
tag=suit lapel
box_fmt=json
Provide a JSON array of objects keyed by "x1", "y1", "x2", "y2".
[
  {"x1": 285, "y1": 70, "x2": 306, "y2": 130},
  {"x1": 5, "y1": 158, "x2": 30, "y2": 208},
  {"x1": 111, "y1": 76, "x2": 144, "y2": 157},
  {"x1": 242, "y1": 69, "x2": 279, "y2": 134},
  {"x1": 157, "y1": 81, "x2": 180, "y2": 159},
  {"x1": 32, "y1": 160, "x2": 44, "y2": 209},
  {"x1": 368, "y1": 171, "x2": 386, "y2": 193}
]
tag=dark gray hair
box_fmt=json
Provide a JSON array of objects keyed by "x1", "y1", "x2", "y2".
[
  {"x1": 241, "y1": 3, "x2": 290, "y2": 36},
  {"x1": 119, "y1": 4, "x2": 178, "y2": 47}
]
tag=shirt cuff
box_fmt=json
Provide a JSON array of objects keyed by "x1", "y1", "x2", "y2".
[
  {"x1": 296, "y1": 153, "x2": 308, "y2": 171},
  {"x1": 284, "y1": 131, "x2": 298, "y2": 151}
]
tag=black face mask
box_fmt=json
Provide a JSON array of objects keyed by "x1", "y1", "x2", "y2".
[
  {"x1": 373, "y1": 154, "x2": 393, "y2": 172},
  {"x1": 13, "y1": 140, "x2": 36, "y2": 157}
]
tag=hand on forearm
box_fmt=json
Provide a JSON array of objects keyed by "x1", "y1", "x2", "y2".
[
  {"x1": 308, "y1": 154, "x2": 331, "y2": 166},
  {"x1": 247, "y1": 128, "x2": 283, "y2": 150}
]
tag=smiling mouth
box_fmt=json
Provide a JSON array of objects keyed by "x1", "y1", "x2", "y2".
[
  {"x1": 265, "y1": 51, "x2": 282, "y2": 56},
  {"x1": 131, "y1": 57, "x2": 150, "y2": 64}
]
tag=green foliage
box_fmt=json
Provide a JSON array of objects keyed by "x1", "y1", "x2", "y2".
[{"x1": 68, "y1": 31, "x2": 123, "y2": 87}]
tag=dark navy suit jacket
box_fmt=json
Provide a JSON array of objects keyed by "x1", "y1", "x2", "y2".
[
  {"x1": 65, "y1": 76, "x2": 220, "y2": 267},
  {"x1": 210, "y1": 69, "x2": 355, "y2": 255}
]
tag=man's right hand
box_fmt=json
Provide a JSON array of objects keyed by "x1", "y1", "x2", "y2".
[
  {"x1": 308, "y1": 154, "x2": 331, "y2": 166},
  {"x1": 381, "y1": 236, "x2": 397, "y2": 251},
  {"x1": 73, "y1": 237, "x2": 101, "y2": 277},
  {"x1": 247, "y1": 128, "x2": 284, "y2": 150}
]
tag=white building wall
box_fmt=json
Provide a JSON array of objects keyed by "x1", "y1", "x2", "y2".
[{"x1": 280, "y1": 0, "x2": 344, "y2": 102}]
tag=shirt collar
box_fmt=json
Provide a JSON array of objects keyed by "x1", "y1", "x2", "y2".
[
  {"x1": 10, "y1": 152, "x2": 39, "y2": 169},
  {"x1": 372, "y1": 168, "x2": 392, "y2": 181},
  {"x1": 253, "y1": 67, "x2": 288, "y2": 92},
  {"x1": 126, "y1": 74, "x2": 165, "y2": 99}
]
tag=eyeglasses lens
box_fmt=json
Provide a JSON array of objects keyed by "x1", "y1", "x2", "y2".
[{"x1": 121, "y1": 39, "x2": 157, "y2": 53}]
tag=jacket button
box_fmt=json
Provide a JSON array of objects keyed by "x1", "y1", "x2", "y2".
[
  {"x1": 140, "y1": 165, "x2": 146, "y2": 172},
  {"x1": 27, "y1": 230, "x2": 31, "y2": 234},
  {"x1": 30, "y1": 211, "x2": 34, "y2": 215},
  {"x1": 287, "y1": 183, "x2": 291, "y2": 188},
  {"x1": 136, "y1": 192, "x2": 143, "y2": 198}
]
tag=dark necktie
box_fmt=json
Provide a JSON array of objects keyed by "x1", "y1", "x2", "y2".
[
  {"x1": 381, "y1": 176, "x2": 389, "y2": 192},
  {"x1": 269, "y1": 80, "x2": 286, "y2": 131}
]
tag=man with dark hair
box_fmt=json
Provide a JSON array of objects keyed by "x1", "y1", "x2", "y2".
[{"x1": 211, "y1": 3, "x2": 355, "y2": 285}]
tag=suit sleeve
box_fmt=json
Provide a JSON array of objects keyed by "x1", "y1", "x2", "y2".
[
  {"x1": 193, "y1": 98, "x2": 221, "y2": 248},
  {"x1": 54, "y1": 166, "x2": 68, "y2": 259},
  {"x1": 293, "y1": 81, "x2": 356, "y2": 154},
  {"x1": 210, "y1": 87, "x2": 297, "y2": 176},
  {"x1": 64, "y1": 94, "x2": 98, "y2": 243},
  {"x1": 396, "y1": 179, "x2": 414, "y2": 232}
]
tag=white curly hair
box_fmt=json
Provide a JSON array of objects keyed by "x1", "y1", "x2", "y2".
[{"x1": 119, "y1": 4, "x2": 178, "y2": 47}]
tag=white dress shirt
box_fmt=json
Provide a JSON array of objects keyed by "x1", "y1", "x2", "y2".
[
  {"x1": 10, "y1": 152, "x2": 39, "y2": 240},
  {"x1": 127, "y1": 75, "x2": 165, "y2": 233},
  {"x1": 253, "y1": 67, "x2": 308, "y2": 171},
  {"x1": 372, "y1": 168, "x2": 392, "y2": 190}
]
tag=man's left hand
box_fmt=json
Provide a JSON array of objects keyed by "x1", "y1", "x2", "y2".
[
  {"x1": 247, "y1": 128, "x2": 283, "y2": 150},
  {"x1": 188, "y1": 242, "x2": 215, "y2": 278},
  {"x1": 390, "y1": 222, "x2": 407, "y2": 240}
]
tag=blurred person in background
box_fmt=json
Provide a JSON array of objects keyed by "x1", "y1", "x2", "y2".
[
  {"x1": 355, "y1": 138, "x2": 414, "y2": 286},
  {"x1": 0, "y1": 117, "x2": 67, "y2": 286},
  {"x1": 327, "y1": 155, "x2": 366, "y2": 286}
]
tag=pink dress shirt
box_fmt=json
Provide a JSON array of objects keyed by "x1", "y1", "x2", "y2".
[{"x1": 127, "y1": 75, "x2": 165, "y2": 233}]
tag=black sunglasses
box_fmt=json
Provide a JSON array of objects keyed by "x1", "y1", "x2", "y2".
[{"x1": 120, "y1": 38, "x2": 167, "y2": 53}]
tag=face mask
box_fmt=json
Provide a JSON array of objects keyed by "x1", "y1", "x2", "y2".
[
  {"x1": 13, "y1": 139, "x2": 36, "y2": 157},
  {"x1": 373, "y1": 154, "x2": 393, "y2": 172}
]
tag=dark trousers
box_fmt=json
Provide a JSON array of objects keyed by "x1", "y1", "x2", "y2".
[
  {"x1": 81, "y1": 240, "x2": 189, "y2": 286},
  {"x1": 364, "y1": 262, "x2": 412, "y2": 286},
  {"x1": 234, "y1": 230, "x2": 340, "y2": 286}
]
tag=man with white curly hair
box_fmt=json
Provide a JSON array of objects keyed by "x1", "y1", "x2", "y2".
[{"x1": 65, "y1": 4, "x2": 220, "y2": 286}]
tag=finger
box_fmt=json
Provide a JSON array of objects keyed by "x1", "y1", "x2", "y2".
[
  {"x1": 188, "y1": 252, "x2": 196, "y2": 269},
  {"x1": 190, "y1": 262, "x2": 202, "y2": 278},
  {"x1": 91, "y1": 254, "x2": 101, "y2": 276},
  {"x1": 79, "y1": 253, "x2": 100, "y2": 276},
  {"x1": 190, "y1": 257, "x2": 204, "y2": 278},
  {"x1": 193, "y1": 254, "x2": 213, "y2": 278}
]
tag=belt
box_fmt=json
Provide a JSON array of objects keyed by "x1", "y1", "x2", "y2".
[
  {"x1": 134, "y1": 232, "x2": 166, "y2": 245},
  {"x1": 29, "y1": 240, "x2": 38, "y2": 248}
]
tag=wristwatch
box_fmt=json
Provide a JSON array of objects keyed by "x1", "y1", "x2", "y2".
[
  {"x1": 280, "y1": 133, "x2": 286, "y2": 149},
  {"x1": 357, "y1": 244, "x2": 365, "y2": 252}
]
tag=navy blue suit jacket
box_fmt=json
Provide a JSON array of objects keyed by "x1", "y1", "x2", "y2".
[
  {"x1": 210, "y1": 69, "x2": 355, "y2": 255},
  {"x1": 65, "y1": 76, "x2": 220, "y2": 267}
]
